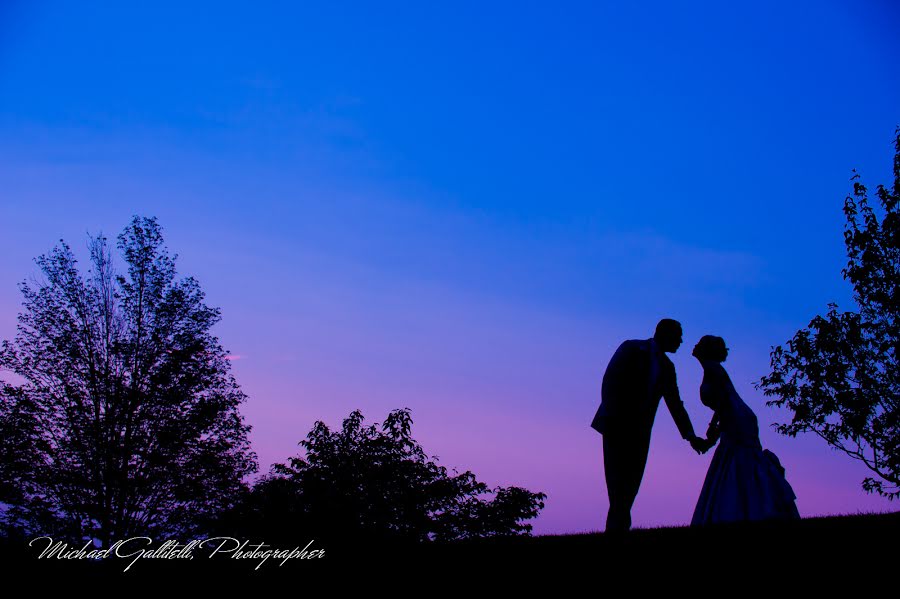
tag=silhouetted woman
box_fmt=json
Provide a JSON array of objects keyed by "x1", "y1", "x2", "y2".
[{"x1": 691, "y1": 335, "x2": 800, "y2": 525}]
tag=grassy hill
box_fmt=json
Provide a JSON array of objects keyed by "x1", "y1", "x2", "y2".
[
  {"x1": 4, "y1": 511, "x2": 897, "y2": 585},
  {"x1": 420, "y1": 510, "x2": 899, "y2": 566}
]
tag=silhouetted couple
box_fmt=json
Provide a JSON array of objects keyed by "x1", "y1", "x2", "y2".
[{"x1": 591, "y1": 318, "x2": 800, "y2": 532}]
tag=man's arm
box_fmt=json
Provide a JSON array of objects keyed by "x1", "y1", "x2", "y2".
[
  {"x1": 660, "y1": 359, "x2": 698, "y2": 442},
  {"x1": 593, "y1": 341, "x2": 638, "y2": 434},
  {"x1": 601, "y1": 341, "x2": 633, "y2": 402}
]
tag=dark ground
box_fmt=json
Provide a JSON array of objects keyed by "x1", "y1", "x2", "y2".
[{"x1": 4, "y1": 511, "x2": 897, "y2": 587}]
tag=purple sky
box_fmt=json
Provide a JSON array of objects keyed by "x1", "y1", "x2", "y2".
[{"x1": 1, "y1": 1, "x2": 899, "y2": 534}]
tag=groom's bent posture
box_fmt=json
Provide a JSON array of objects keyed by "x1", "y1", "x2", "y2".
[{"x1": 591, "y1": 319, "x2": 705, "y2": 532}]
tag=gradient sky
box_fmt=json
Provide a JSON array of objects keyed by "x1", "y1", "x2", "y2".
[{"x1": 1, "y1": 1, "x2": 899, "y2": 534}]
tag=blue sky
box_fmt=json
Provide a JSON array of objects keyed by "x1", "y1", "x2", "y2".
[{"x1": 1, "y1": 1, "x2": 899, "y2": 533}]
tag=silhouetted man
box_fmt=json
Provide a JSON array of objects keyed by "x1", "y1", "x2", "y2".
[{"x1": 591, "y1": 319, "x2": 706, "y2": 532}]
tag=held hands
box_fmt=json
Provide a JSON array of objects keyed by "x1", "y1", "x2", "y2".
[{"x1": 689, "y1": 435, "x2": 715, "y2": 455}]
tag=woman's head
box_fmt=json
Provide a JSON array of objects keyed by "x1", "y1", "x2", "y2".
[{"x1": 692, "y1": 335, "x2": 728, "y2": 363}]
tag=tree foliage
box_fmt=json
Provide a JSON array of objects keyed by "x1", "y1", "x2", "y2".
[
  {"x1": 228, "y1": 408, "x2": 546, "y2": 543},
  {"x1": 758, "y1": 130, "x2": 900, "y2": 499},
  {"x1": 0, "y1": 216, "x2": 257, "y2": 542}
]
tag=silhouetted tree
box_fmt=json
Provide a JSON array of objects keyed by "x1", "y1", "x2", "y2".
[
  {"x1": 758, "y1": 129, "x2": 900, "y2": 499},
  {"x1": 0, "y1": 216, "x2": 257, "y2": 543},
  {"x1": 233, "y1": 408, "x2": 545, "y2": 543}
]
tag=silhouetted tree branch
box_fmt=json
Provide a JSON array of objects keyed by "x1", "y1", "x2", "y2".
[{"x1": 757, "y1": 129, "x2": 900, "y2": 499}]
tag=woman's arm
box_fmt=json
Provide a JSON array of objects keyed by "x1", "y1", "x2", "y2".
[{"x1": 705, "y1": 414, "x2": 721, "y2": 445}]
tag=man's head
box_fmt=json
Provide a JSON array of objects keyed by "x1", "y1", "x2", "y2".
[{"x1": 653, "y1": 318, "x2": 683, "y2": 353}]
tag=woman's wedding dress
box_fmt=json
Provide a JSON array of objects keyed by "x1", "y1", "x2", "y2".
[{"x1": 691, "y1": 364, "x2": 800, "y2": 525}]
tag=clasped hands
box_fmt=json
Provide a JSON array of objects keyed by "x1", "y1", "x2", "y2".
[{"x1": 689, "y1": 435, "x2": 715, "y2": 455}]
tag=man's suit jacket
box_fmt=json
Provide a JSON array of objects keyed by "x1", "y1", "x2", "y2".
[{"x1": 591, "y1": 338, "x2": 695, "y2": 440}]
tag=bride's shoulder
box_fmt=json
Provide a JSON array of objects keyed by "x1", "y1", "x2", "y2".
[
  {"x1": 701, "y1": 361, "x2": 727, "y2": 378},
  {"x1": 701, "y1": 363, "x2": 732, "y2": 390},
  {"x1": 714, "y1": 361, "x2": 732, "y2": 376}
]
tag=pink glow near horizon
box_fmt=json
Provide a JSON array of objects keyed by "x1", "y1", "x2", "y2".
[
  {"x1": 2, "y1": 0, "x2": 900, "y2": 537},
  {"x1": 0, "y1": 208, "x2": 894, "y2": 535},
  {"x1": 226, "y1": 285, "x2": 896, "y2": 534}
]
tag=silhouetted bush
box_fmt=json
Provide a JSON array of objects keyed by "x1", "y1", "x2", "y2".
[{"x1": 218, "y1": 408, "x2": 546, "y2": 544}]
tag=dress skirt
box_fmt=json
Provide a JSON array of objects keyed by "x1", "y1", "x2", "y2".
[{"x1": 691, "y1": 440, "x2": 800, "y2": 526}]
